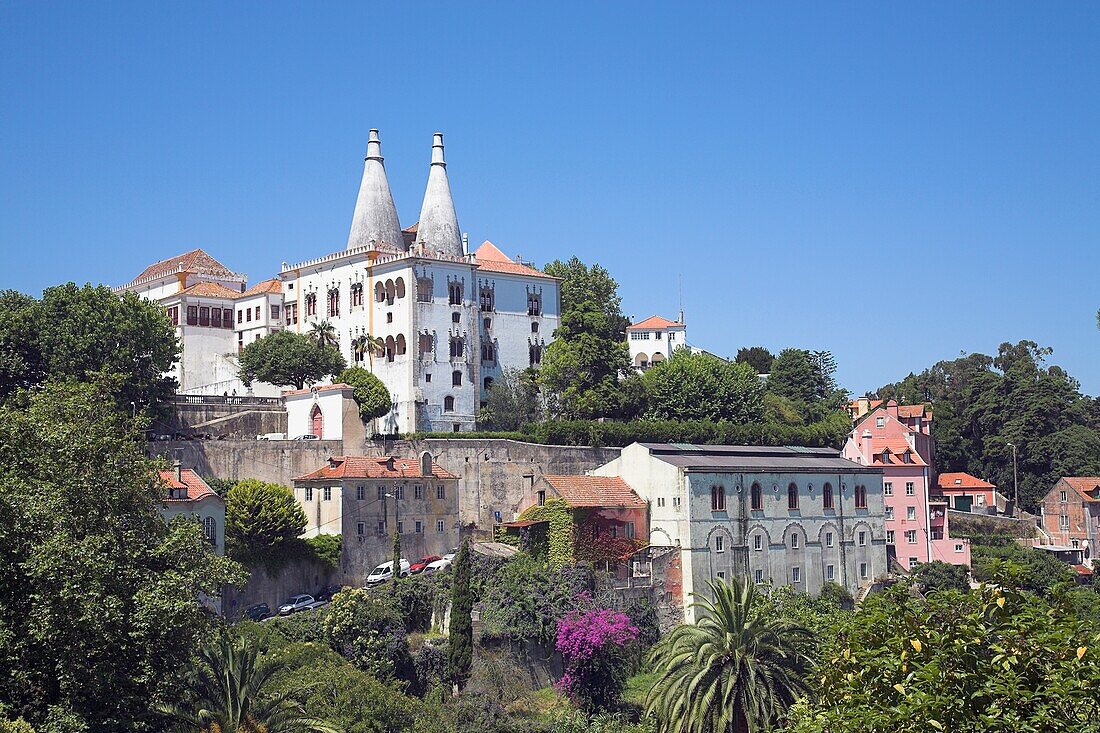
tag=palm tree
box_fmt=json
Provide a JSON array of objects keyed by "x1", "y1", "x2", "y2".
[
  {"x1": 645, "y1": 577, "x2": 813, "y2": 733},
  {"x1": 351, "y1": 334, "x2": 385, "y2": 368},
  {"x1": 308, "y1": 320, "x2": 339, "y2": 350},
  {"x1": 159, "y1": 634, "x2": 339, "y2": 733}
]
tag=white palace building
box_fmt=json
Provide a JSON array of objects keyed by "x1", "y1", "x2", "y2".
[{"x1": 116, "y1": 131, "x2": 561, "y2": 433}]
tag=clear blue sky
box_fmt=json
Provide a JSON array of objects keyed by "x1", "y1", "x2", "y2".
[{"x1": 2, "y1": 3, "x2": 1098, "y2": 397}]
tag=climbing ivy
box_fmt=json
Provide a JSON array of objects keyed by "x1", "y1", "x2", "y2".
[{"x1": 516, "y1": 499, "x2": 575, "y2": 570}]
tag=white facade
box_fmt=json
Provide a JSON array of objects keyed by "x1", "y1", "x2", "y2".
[
  {"x1": 284, "y1": 384, "x2": 367, "y2": 441},
  {"x1": 628, "y1": 315, "x2": 688, "y2": 371}
]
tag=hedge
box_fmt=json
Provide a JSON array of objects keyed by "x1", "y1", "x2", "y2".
[{"x1": 406, "y1": 417, "x2": 849, "y2": 449}]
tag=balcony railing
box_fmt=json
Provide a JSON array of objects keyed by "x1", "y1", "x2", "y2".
[{"x1": 171, "y1": 394, "x2": 283, "y2": 406}]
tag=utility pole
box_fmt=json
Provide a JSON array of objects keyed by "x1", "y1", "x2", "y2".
[{"x1": 1007, "y1": 442, "x2": 1019, "y2": 517}]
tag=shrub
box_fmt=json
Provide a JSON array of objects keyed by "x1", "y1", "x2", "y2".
[
  {"x1": 324, "y1": 589, "x2": 410, "y2": 680},
  {"x1": 305, "y1": 534, "x2": 342, "y2": 568},
  {"x1": 338, "y1": 366, "x2": 391, "y2": 421},
  {"x1": 555, "y1": 606, "x2": 640, "y2": 711}
]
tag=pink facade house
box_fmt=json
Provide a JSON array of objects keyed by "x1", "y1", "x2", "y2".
[{"x1": 843, "y1": 400, "x2": 971, "y2": 569}]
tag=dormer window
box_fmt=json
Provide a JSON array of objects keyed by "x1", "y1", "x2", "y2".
[
  {"x1": 880, "y1": 450, "x2": 891, "y2": 464},
  {"x1": 902, "y1": 450, "x2": 912, "y2": 464}
]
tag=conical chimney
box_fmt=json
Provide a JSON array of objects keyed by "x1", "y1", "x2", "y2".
[
  {"x1": 415, "y1": 132, "x2": 463, "y2": 258},
  {"x1": 347, "y1": 129, "x2": 405, "y2": 252}
]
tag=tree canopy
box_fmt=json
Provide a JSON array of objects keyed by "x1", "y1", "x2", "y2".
[
  {"x1": 543, "y1": 257, "x2": 630, "y2": 340},
  {"x1": 735, "y1": 346, "x2": 776, "y2": 375},
  {"x1": 644, "y1": 350, "x2": 765, "y2": 423},
  {"x1": 875, "y1": 340, "x2": 1100, "y2": 510},
  {"x1": 239, "y1": 330, "x2": 346, "y2": 390},
  {"x1": 225, "y1": 479, "x2": 308, "y2": 565},
  {"x1": 477, "y1": 367, "x2": 543, "y2": 430},
  {"x1": 337, "y1": 367, "x2": 392, "y2": 421},
  {"x1": 0, "y1": 382, "x2": 243, "y2": 730},
  {"x1": 0, "y1": 284, "x2": 179, "y2": 413}
]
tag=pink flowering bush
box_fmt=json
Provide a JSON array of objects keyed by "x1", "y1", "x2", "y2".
[{"x1": 555, "y1": 606, "x2": 640, "y2": 711}]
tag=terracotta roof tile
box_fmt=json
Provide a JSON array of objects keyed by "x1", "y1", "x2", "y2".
[
  {"x1": 158, "y1": 469, "x2": 219, "y2": 502},
  {"x1": 543, "y1": 475, "x2": 645, "y2": 508},
  {"x1": 240, "y1": 278, "x2": 283, "y2": 297},
  {"x1": 179, "y1": 281, "x2": 244, "y2": 299},
  {"x1": 628, "y1": 315, "x2": 685, "y2": 331},
  {"x1": 295, "y1": 456, "x2": 458, "y2": 481},
  {"x1": 474, "y1": 241, "x2": 554, "y2": 279},
  {"x1": 1062, "y1": 477, "x2": 1100, "y2": 503},
  {"x1": 870, "y1": 438, "x2": 926, "y2": 466},
  {"x1": 897, "y1": 404, "x2": 930, "y2": 419},
  {"x1": 937, "y1": 472, "x2": 996, "y2": 491},
  {"x1": 136, "y1": 248, "x2": 238, "y2": 282}
]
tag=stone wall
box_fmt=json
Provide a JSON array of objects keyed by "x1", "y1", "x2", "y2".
[
  {"x1": 153, "y1": 400, "x2": 288, "y2": 438},
  {"x1": 148, "y1": 440, "x2": 341, "y2": 487},
  {"x1": 223, "y1": 555, "x2": 337, "y2": 619}
]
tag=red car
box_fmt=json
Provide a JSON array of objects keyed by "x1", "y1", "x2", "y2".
[{"x1": 409, "y1": 555, "x2": 442, "y2": 574}]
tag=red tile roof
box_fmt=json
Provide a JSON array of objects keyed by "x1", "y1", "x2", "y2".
[
  {"x1": 240, "y1": 278, "x2": 283, "y2": 297},
  {"x1": 474, "y1": 241, "x2": 554, "y2": 279},
  {"x1": 871, "y1": 439, "x2": 927, "y2": 467},
  {"x1": 1062, "y1": 477, "x2": 1100, "y2": 503},
  {"x1": 178, "y1": 281, "x2": 244, "y2": 299},
  {"x1": 136, "y1": 248, "x2": 238, "y2": 282},
  {"x1": 897, "y1": 404, "x2": 930, "y2": 419},
  {"x1": 158, "y1": 469, "x2": 220, "y2": 503},
  {"x1": 937, "y1": 472, "x2": 996, "y2": 491},
  {"x1": 1075, "y1": 564, "x2": 1094, "y2": 576},
  {"x1": 543, "y1": 475, "x2": 645, "y2": 508},
  {"x1": 628, "y1": 315, "x2": 685, "y2": 331},
  {"x1": 295, "y1": 456, "x2": 458, "y2": 481}
]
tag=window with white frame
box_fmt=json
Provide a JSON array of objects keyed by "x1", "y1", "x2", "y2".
[
  {"x1": 790, "y1": 533, "x2": 799, "y2": 549},
  {"x1": 908, "y1": 557, "x2": 919, "y2": 568},
  {"x1": 436, "y1": 519, "x2": 445, "y2": 533},
  {"x1": 905, "y1": 482, "x2": 915, "y2": 496},
  {"x1": 357, "y1": 522, "x2": 365, "y2": 536},
  {"x1": 860, "y1": 562, "x2": 868, "y2": 579},
  {"x1": 907, "y1": 506, "x2": 916, "y2": 521},
  {"x1": 1060, "y1": 490, "x2": 1068, "y2": 502},
  {"x1": 884, "y1": 482, "x2": 893, "y2": 496},
  {"x1": 792, "y1": 566, "x2": 801, "y2": 583},
  {"x1": 437, "y1": 485, "x2": 446, "y2": 500},
  {"x1": 755, "y1": 569, "x2": 764, "y2": 582},
  {"x1": 876, "y1": 416, "x2": 885, "y2": 428},
  {"x1": 885, "y1": 506, "x2": 894, "y2": 520},
  {"x1": 1060, "y1": 514, "x2": 1069, "y2": 529},
  {"x1": 955, "y1": 543, "x2": 964, "y2": 553},
  {"x1": 906, "y1": 529, "x2": 917, "y2": 544},
  {"x1": 858, "y1": 531, "x2": 867, "y2": 546},
  {"x1": 414, "y1": 485, "x2": 423, "y2": 500},
  {"x1": 826, "y1": 564, "x2": 835, "y2": 581},
  {"x1": 356, "y1": 485, "x2": 365, "y2": 501},
  {"x1": 377, "y1": 520, "x2": 386, "y2": 535},
  {"x1": 825, "y1": 531, "x2": 834, "y2": 548},
  {"x1": 323, "y1": 486, "x2": 331, "y2": 502},
  {"x1": 715, "y1": 535, "x2": 724, "y2": 553},
  {"x1": 887, "y1": 530, "x2": 895, "y2": 543},
  {"x1": 304, "y1": 487, "x2": 313, "y2": 502},
  {"x1": 753, "y1": 534, "x2": 762, "y2": 551}
]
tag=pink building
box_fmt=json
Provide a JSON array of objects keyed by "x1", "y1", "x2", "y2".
[{"x1": 842, "y1": 400, "x2": 971, "y2": 569}]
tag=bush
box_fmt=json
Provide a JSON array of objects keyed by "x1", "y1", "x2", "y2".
[
  {"x1": 413, "y1": 641, "x2": 449, "y2": 694},
  {"x1": 264, "y1": 606, "x2": 330, "y2": 644},
  {"x1": 390, "y1": 572, "x2": 447, "y2": 632},
  {"x1": 338, "y1": 367, "x2": 392, "y2": 421},
  {"x1": 225, "y1": 479, "x2": 307, "y2": 566},
  {"x1": 305, "y1": 534, "x2": 342, "y2": 568},
  {"x1": 324, "y1": 589, "x2": 411, "y2": 680},
  {"x1": 555, "y1": 606, "x2": 640, "y2": 712},
  {"x1": 911, "y1": 560, "x2": 971, "y2": 595}
]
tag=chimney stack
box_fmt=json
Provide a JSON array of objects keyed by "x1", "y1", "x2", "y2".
[{"x1": 861, "y1": 429, "x2": 873, "y2": 462}]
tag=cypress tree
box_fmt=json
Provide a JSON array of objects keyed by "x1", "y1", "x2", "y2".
[
  {"x1": 392, "y1": 529, "x2": 401, "y2": 588},
  {"x1": 447, "y1": 539, "x2": 473, "y2": 693}
]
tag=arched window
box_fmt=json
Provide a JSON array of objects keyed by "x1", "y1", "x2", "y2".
[
  {"x1": 448, "y1": 281, "x2": 463, "y2": 306},
  {"x1": 375, "y1": 282, "x2": 386, "y2": 303},
  {"x1": 310, "y1": 404, "x2": 323, "y2": 438},
  {"x1": 395, "y1": 334, "x2": 406, "y2": 355},
  {"x1": 751, "y1": 482, "x2": 763, "y2": 511},
  {"x1": 855, "y1": 484, "x2": 868, "y2": 509},
  {"x1": 202, "y1": 516, "x2": 216, "y2": 544},
  {"x1": 419, "y1": 333, "x2": 433, "y2": 357},
  {"x1": 483, "y1": 377, "x2": 493, "y2": 391},
  {"x1": 450, "y1": 336, "x2": 465, "y2": 360},
  {"x1": 710, "y1": 485, "x2": 726, "y2": 512},
  {"x1": 529, "y1": 343, "x2": 542, "y2": 366},
  {"x1": 822, "y1": 482, "x2": 834, "y2": 510},
  {"x1": 479, "y1": 284, "x2": 494, "y2": 311},
  {"x1": 788, "y1": 482, "x2": 799, "y2": 510},
  {"x1": 384, "y1": 280, "x2": 396, "y2": 305},
  {"x1": 395, "y1": 277, "x2": 405, "y2": 299},
  {"x1": 385, "y1": 336, "x2": 396, "y2": 362},
  {"x1": 634, "y1": 352, "x2": 649, "y2": 368},
  {"x1": 443, "y1": 396, "x2": 455, "y2": 412},
  {"x1": 452, "y1": 370, "x2": 462, "y2": 387}
]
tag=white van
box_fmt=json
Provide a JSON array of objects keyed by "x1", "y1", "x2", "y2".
[
  {"x1": 365, "y1": 559, "x2": 411, "y2": 585},
  {"x1": 256, "y1": 433, "x2": 286, "y2": 440}
]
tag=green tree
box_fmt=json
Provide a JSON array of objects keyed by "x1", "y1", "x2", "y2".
[
  {"x1": 308, "y1": 319, "x2": 339, "y2": 349},
  {"x1": 910, "y1": 560, "x2": 971, "y2": 594},
  {"x1": 644, "y1": 350, "x2": 764, "y2": 423},
  {"x1": 447, "y1": 540, "x2": 474, "y2": 693},
  {"x1": 543, "y1": 257, "x2": 630, "y2": 339},
  {"x1": 767, "y1": 348, "x2": 820, "y2": 405},
  {"x1": 735, "y1": 346, "x2": 775, "y2": 375},
  {"x1": 646, "y1": 578, "x2": 812, "y2": 733},
  {"x1": 159, "y1": 633, "x2": 337, "y2": 733},
  {"x1": 392, "y1": 530, "x2": 402, "y2": 590},
  {"x1": 337, "y1": 367, "x2": 392, "y2": 421},
  {"x1": 238, "y1": 330, "x2": 346, "y2": 390},
  {"x1": 0, "y1": 290, "x2": 45, "y2": 402},
  {"x1": 225, "y1": 479, "x2": 307, "y2": 565},
  {"x1": 0, "y1": 382, "x2": 243, "y2": 730},
  {"x1": 323, "y1": 589, "x2": 409, "y2": 679},
  {"x1": 477, "y1": 367, "x2": 542, "y2": 430}
]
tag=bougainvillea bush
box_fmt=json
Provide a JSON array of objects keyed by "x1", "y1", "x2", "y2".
[{"x1": 555, "y1": 604, "x2": 640, "y2": 711}]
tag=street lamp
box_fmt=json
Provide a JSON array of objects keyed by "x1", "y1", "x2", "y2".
[
  {"x1": 385, "y1": 490, "x2": 401, "y2": 586},
  {"x1": 1007, "y1": 442, "x2": 1019, "y2": 517}
]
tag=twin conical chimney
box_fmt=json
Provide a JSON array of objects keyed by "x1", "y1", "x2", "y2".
[
  {"x1": 415, "y1": 132, "x2": 464, "y2": 258},
  {"x1": 346, "y1": 129, "x2": 404, "y2": 252}
]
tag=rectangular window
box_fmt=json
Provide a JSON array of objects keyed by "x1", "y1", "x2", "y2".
[
  {"x1": 411, "y1": 484, "x2": 421, "y2": 499},
  {"x1": 186, "y1": 306, "x2": 198, "y2": 326},
  {"x1": 753, "y1": 534, "x2": 762, "y2": 551},
  {"x1": 656, "y1": 497, "x2": 665, "y2": 507},
  {"x1": 826, "y1": 564, "x2": 835, "y2": 581},
  {"x1": 858, "y1": 531, "x2": 867, "y2": 546},
  {"x1": 755, "y1": 569, "x2": 764, "y2": 582},
  {"x1": 826, "y1": 531, "x2": 834, "y2": 548},
  {"x1": 711, "y1": 486, "x2": 726, "y2": 512},
  {"x1": 237, "y1": 309, "x2": 243, "y2": 324},
  {"x1": 905, "y1": 482, "x2": 915, "y2": 496},
  {"x1": 304, "y1": 487, "x2": 313, "y2": 502},
  {"x1": 246, "y1": 307, "x2": 252, "y2": 322},
  {"x1": 887, "y1": 530, "x2": 895, "y2": 544},
  {"x1": 885, "y1": 506, "x2": 894, "y2": 520},
  {"x1": 255, "y1": 305, "x2": 260, "y2": 320},
  {"x1": 436, "y1": 519, "x2": 445, "y2": 533},
  {"x1": 167, "y1": 306, "x2": 179, "y2": 325},
  {"x1": 860, "y1": 562, "x2": 868, "y2": 579},
  {"x1": 271, "y1": 304, "x2": 280, "y2": 320},
  {"x1": 907, "y1": 506, "x2": 916, "y2": 521},
  {"x1": 415, "y1": 520, "x2": 423, "y2": 534},
  {"x1": 323, "y1": 486, "x2": 331, "y2": 501},
  {"x1": 377, "y1": 486, "x2": 385, "y2": 501},
  {"x1": 792, "y1": 566, "x2": 801, "y2": 583},
  {"x1": 625, "y1": 522, "x2": 635, "y2": 540},
  {"x1": 537, "y1": 490, "x2": 546, "y2": 507},
  {"x1": 906, "y1": 529, "x2": 917, "y2": 544},
  {"x1": 715, "y1": 536, "x2": 724, "y2": 553},
  {"x1": 790, "y1": 533, "x2": 799, "y2": 549},
  {"x1": 356, "y1": 485, "x2": 365, "y2": 501},
  {"x1": 1060, "y1": 490, "x2": 1068, "y2": 502},
  {"x1": 955, "y1": 543, "x2": 964, "y2": 553},
  {"x1": 395, "y1": 486, "x2": 405, "y2": 500},
  {"x1": 673, "y1": 497, "x2": 681, "y2": 509},
  {"x1": 377, "y1": 520, "x2": 386, "y2": 535},
  {"x1": 397, "y1": 521, "x2": 403, "y2": 534},
  {"x1": 437, "y1": 485, "x2": 446, "y2": 500},
  {"x1": 716, "y1": 571, "x2": 725, "y2": 580},
  {"x1": 1060, "y1": 514, "x2": 1069, "y2": 529},
  {"x1": 876, "y1": 416, "x2": 885, "y2": 428},
  {"x1": 356, "y1": 522, "x2": 365, "y2": 536},
  {"x1": 909, "y1": 557, "x2": 919, "y2": 569},
  {"x1": 884, "y1": 482, "x2": 893, "y2": 496},
  {"x1": 855, "y1": 485, "x2": 867, "y2": 509}
]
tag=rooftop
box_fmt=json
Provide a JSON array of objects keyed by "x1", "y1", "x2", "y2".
[
  {"x1": 135, "y1": 248, "x2": 242, "y2": 283},
  {"x1": 158, "y1": 468, "x2": 220, "y2": 503},
  {"x1": 937, "y1": 472, "x2": 996, "y2": 491},
  {"x1": 628, "y1": 315, "x2": 685, "y2": 331},
  {"x1": 543, "y1": 475, "x2": 645, "y2": 508},
  {"x1": 474, "y1": 241, "x2": 555, "y2": 279},
  {"x1": 239, "y1": 278, "x2": 284, "y2": 297},
  {"x1": 295, "y1": 455, "x2": 458, "y2": 481},
  {"x1": 636, "y1": 443, "x2": 877, "y2": 473}
]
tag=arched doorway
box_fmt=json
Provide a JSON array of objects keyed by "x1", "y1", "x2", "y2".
[{"x1": 310, "y1": 404, "x2": 323, "y2": 438}]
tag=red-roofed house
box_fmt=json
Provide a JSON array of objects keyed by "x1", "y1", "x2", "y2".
[
  {"x1": 1040, "y1": 477, "x2": 1100, "y2": 562},
  {"x1": 293, "y1": 452, "x2": 460, "y2": 583},
  {"x1": 628, "y1": 315, "x2": 687, "y2": 371},
  {"x1": 935, "y1": 472, "x2": 1003, "y2": 513},
  {"x1": 843, "y1": 400, "x2": 969, "y2": 568},
  {"x1": 158, "y1": 462, "x2": 225, "y2": 556}
]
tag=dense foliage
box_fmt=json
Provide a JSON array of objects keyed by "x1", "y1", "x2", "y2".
[
  {"x1": 449, "y1": 540, "x2": 474, "y2": 691},
  {"x1": 239, "y1": 330, "x2": 347, "y2": 390},
  {"x1": 225, "y1": 479, "x2": 309, "y2": 565},
  {"x1": 479, "y1": 367, "x2": 544, "y2": 431},
  {"x1": 875, "y1": 340, "x2": 1100, "y2": 510},
  {"x1": 515, "y1": 499, "x2": 576, "y2": 569},
  {"x1": 323, "y1": 589, "x2": 411, "y2": 680},
  {"x1": 910, "y1": 560, "x2": 971, "y2": 595},
  {"x1": 0, "y1": 284, "x2": 179, "y2": 414},
  {"x1": 555, "y1": 606, "x2": 640, "y2": 711},
  {"x1": 643, "y1": 350, "x2": 765, "y2": 423},
  {"x1": 337, "y1": 366, "x2": 392, "y2": 421},
  {"x1": 0, "y1": 383, "x2": 243, "y2": 730},
  {"x1": 735, "y1": 346, "x2": 776, "y2": 375}
]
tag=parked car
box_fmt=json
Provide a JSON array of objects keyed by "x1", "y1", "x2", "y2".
[
  {"x1": 442, "y1": 552, "x2": 456, "y2": 563},
  {"x1": 294, "y1": 434, "x2": 320, "y2": 441},
  {"x1": 241, "y1": 603, "x2": 270, "y2": 622},
  {"x1": 423, "y1": 557, "x2": 452, "y2": 574},
  {"x1": 256, "y1": 432, "x2": 287, "y2": 440},
  {"x1": 316, "y1": 584, "x2": 347, "y2": 602},
  {"x1": 409, "y1": 555, "x2": 442, "y2": 574},
  {"x1": 365, "y1": 559, "x2": 411, "y2": 585},
  {"x1": 278, "y1": 594, "x2": 316, "y2": 615}
]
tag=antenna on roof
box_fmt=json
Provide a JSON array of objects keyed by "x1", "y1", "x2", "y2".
[{"x1": 678, "y1": 275, "x2": 684, "y2": 324}]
